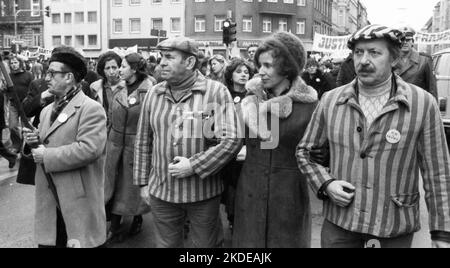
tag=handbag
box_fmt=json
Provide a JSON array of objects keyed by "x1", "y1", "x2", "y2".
[{"x1": 16, "y1": 144, "x2": 36, "y2": 186}]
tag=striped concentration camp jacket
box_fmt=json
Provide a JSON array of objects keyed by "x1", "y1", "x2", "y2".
[
  {"x1": 297, "y1": 75, "x2": 450, "y2": 238},
  {"x1": 133, "y1": 71, "x2": 242, "y2": 204}
]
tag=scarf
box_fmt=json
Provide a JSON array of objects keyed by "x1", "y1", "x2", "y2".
[
  {"x1": 50, "y1": 85, "x2": 82, "y2": 125},
  {"x1": 167, "y1": 72, "x2": 197, "y2": 102}
]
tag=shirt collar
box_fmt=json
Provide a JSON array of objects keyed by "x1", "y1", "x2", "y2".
[{"x1": 337, "y1": 75, "x2": 411, "y2": 111}]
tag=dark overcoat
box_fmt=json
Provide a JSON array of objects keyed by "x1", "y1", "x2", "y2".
[{"x1": 232, "y1": 77, "x2": 318, "y2": 248}]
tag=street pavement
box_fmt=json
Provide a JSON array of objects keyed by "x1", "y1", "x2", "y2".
[{"x1": 0, "y1": 157, "x2": 431, "y2": 248}]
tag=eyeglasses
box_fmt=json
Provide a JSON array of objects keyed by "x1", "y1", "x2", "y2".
[{"x1": 46, "y1": 70, "x2": 69, "y2": 79}]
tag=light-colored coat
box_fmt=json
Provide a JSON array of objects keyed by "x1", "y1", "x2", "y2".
[{"x1": 35, "y1": 90, "x2": 107, "y2": 248}]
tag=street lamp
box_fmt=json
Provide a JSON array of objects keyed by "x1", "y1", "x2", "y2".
[{"x1": 13, "y1": 0, "x2": 18, "y2": 37}]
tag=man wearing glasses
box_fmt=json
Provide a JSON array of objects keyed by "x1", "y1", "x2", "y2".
[
  {"x1": 394, "y1": 26, "x2": 438, "y2": 100},
  {"x1": 23, "y1": 46, "x2": 108, "y2": 248}
]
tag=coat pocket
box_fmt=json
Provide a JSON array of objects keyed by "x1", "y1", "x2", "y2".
[
  {"x1": 391, "y1": 192, "x2": 420, "y2": 208},
  {"x1": 71, "y1": 170, "x2": 86, "y2": 199}
]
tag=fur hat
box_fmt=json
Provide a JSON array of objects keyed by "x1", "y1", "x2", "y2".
[
  {"x1": 50, "y1": 46, "x2": 87, "y2": 83},
  {"x1": 255, "y1": 31, "x2": 307, "y2": 81}
]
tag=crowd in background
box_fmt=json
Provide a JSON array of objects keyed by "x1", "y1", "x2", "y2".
[{"x1": 1, "y1": 24, "x2": 448, "y2": 249}]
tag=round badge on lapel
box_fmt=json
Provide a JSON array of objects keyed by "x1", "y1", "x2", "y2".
[
  {"x1": 234, "y1": 96, "x2": 241, "y2": 104},
  {"x1": 386, "y1": 129, "x2": 401, "y2": 144},
  {"x1": 57, "y1": 113, "x2": 68, "y2": 123},
  {"x1": 129, "y1": 97, "x2": 137, "y2": 105}
]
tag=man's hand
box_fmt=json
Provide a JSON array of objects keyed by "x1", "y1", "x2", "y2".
[
  {"x1": 31, "y1": 145, "x2": 46, "y2": 164},
  {"x1": 140, "y1": 186, "x2": 150, "y2": 206},
  {"x1": 326, "y1": 181, "x2": 356, "y2": 207},
  {"x1": 432, "y1": 240, "x2": 450, "y2": 248},
  {"x1": 168, "y1": 157, "x2": 195, "y2": 179},
  {"x1": 40, "y1": 90, "x2": 53, "y2": 104},
  {"x1": 236, "y1": 146, "x2": 247, "y2": 162},
  {"x1": 310, "y1": 145, "x2": 330, "y2": 167},
  {"x1": 23, "y1": 127, "x2": 40, "y2": 147}
]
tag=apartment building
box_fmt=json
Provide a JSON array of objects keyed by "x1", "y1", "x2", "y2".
[
  {"x1": 185, "y1": 0, "x2": 333, "y2": 55},
  {"x1": 0, "y1": 0, "x2": 44, "y2": 50},
  {"x1": 109, "y1": 0, "x2": 185, "y2": 50},
  {"x1": 43, "y1": 0, "x2": 108, "y2": 58}
]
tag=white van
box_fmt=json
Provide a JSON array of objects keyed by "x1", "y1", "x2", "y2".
[{"x1": 432, "y1": 48, "x2": 450, "y2": 132}]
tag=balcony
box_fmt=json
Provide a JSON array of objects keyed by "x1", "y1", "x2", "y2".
[{"x1": 258, "y1": 2, "x2": 297, "y2": 16}]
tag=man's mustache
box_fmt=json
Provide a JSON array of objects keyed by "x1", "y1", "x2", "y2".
[{"x1": 358, "y1": 67, "x2": 375, "y2": 73}]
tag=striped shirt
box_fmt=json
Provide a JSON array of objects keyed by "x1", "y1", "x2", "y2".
[
  {"x1": 133, "y1": 71, "x2": 242, "y2": 204},
  {"x1": 297, "y1": 75, "x2": 450, "y2": 238}
]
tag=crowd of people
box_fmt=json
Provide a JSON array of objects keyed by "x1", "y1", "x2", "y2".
[{"x1": 0, "y1": 24, "x2": 449, "y2": 249}]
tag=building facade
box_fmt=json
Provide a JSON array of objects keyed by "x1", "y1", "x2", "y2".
[
  {"x1": 108, "y1": 0, "x2": 185, "y2": 50},
  {"x1": 185, "y1": 0, "x2": 333, "y2": 55},
  {"x1": 43, "y1": 0, "x2": 108, "y2": 58},
  {"x1": 0, "y1": 0, "x2": 44, "y2": 50},
  {"x1": 332, "y1": 0, "x2": 368, "y2": 36},
  {"x1": 424, "y1": 0, "x2": 450, "y2": 54}
]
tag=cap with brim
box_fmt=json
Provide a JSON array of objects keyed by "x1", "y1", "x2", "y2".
[
  {"x1": 156, "y1": 37, "x2": 199, "y2": 57},
  {"x1": 400, "y1": 26, "x2": 416, "y2": 38}
]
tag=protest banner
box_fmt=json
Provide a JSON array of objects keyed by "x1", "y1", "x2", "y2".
[
  {"x1": 312, "y1": 33, "x2": 351, "y2": 58},
  {"x1": 415, "y1": 30, "x2": 450, "y2": 45}
]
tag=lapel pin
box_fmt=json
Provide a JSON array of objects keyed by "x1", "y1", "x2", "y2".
[
  {"x1": 386, "y1": 129, "x2": 401, "y2": 144},
  {"x1": 57, "y1": 113, "x2": 68, "y2": 123},
  {"x1": 129, "y1": 97, "x2": 137, "y2": 105}
]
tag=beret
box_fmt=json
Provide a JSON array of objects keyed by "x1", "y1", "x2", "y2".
[
  {"x1": 348, "y1": 25, "x2": 404, "y2": 50},
  {"x1": 50, "y1": 46, "x2": 87, "y2": 82},
  {"x1": 156, "y1": 37, "x2": 199, "y2": 57}
]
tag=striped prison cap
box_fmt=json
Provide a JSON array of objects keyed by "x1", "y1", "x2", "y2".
[{"x1": 347, "y1": 25, "x2": 404, "y2": 50}]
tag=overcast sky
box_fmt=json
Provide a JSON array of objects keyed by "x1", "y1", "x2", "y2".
[{"x1": 360, "y1": 0, "x2": 440, "y2": 32}]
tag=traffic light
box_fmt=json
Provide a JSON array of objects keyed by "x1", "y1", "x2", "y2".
[
  {"x1": 223, "y1": 19, "x2": 237, "y2": 46},
  {"x1": 45, "y1": 6, "x2": 51, "y2": 17}
]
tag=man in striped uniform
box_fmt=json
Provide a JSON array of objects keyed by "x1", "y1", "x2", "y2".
[
  {"x1": 133, "y1": 37, "x2": 242, "y2": 248},
  {"x1": 297, "y1": 25, "x2": 450, "y2": 248}
]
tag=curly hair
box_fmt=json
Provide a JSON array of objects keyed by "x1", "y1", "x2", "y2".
[
  {"x1": 224, "y1": 58, "x2": 255, "y2": 92},
  {"x1": 124, "y1": 53, "x2": 148, "y2": 83},
  {"x1": 96, "y1": 51, "x2": 122, "y2": 81}
]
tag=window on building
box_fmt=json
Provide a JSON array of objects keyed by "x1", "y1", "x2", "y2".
[
  {"x1": 113, "y1": 19, "x2": 123, "y2": 33},
  {"x1": 195, "y1": 17, "x2": 206, "y2": 32},
  {"x1": 171, "y1": 17, "x2": 181, "y2": 33},
  {"x1": 243, "y1": 16, "x2": 252, "y2": 32},
  {"x1": 263, "y1": 18, "x2": 272, "y2": 33},
  {"x1": 152, "y1": 18, "x2": 163, "y2": 30},
  {"x1": 88, "y1": 12, "x2": 97, "y2": 23},
  {"x1": 31, "y1": 0, "x2": 40, "y2": 16},
  {"x1": 130, "y1": 18, "x2": 141, "y2": 33}
]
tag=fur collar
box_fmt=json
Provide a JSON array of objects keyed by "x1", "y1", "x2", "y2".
[
  {"x1": 241, "y1": 76, "x2": 318, "y2": 141},
  {"x1": 242, "y1": 76, "x2": 318, "y2": 119}
]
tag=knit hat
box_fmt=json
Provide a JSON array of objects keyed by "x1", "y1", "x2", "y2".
[
  {"x1": 255, "y1": 31, "x2": 306, "y2": 80},
  {"x1": 50, "y1": 46, "x2": 87, "y2": 83}
]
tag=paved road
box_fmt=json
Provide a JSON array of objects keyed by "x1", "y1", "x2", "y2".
[{"x1": 0, "y1": 157, "x2": 432, "y2": 248}]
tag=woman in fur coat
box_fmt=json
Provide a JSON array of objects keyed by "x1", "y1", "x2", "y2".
[{"x1": 232, "y1": 32, "x2": 319, "y2": 248}]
